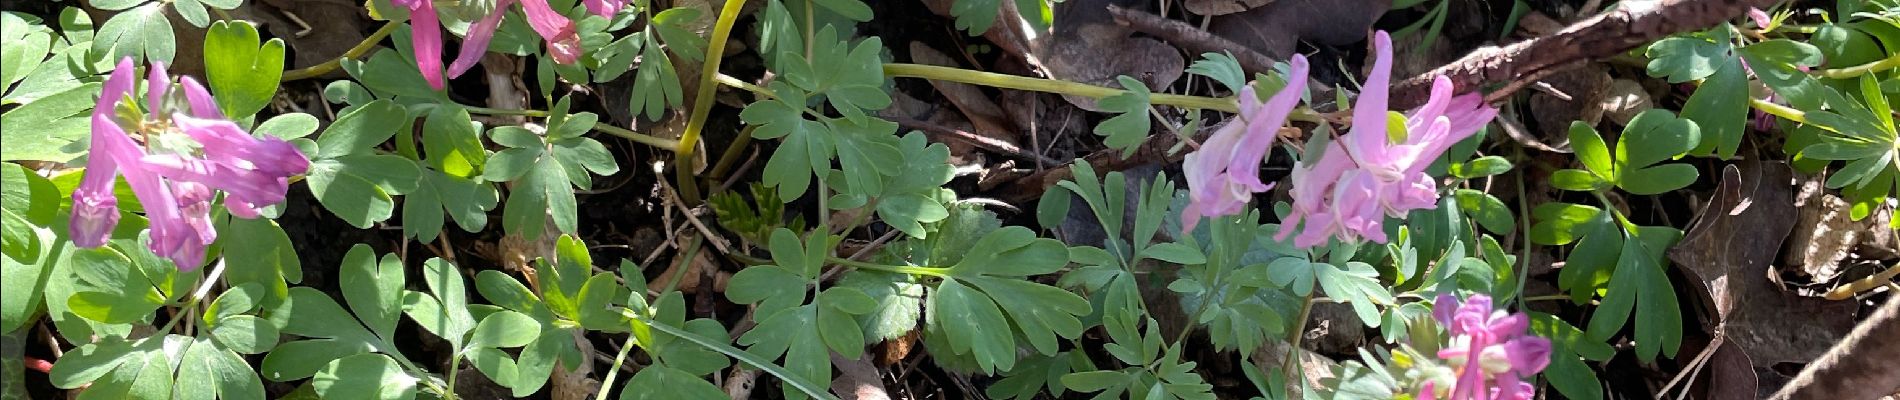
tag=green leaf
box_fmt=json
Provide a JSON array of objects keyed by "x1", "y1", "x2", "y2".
[
  {"x1": 1187, "y1": 52, "x2": 1248, "y2": 94},
  {"x1": 208, "y1": 315, "x2": 279, "y2": 354},
  {"x1": 1738, "y1": 39, "x2": 1826, "y2": 109},
  {"x1": 67, "y1": 246, "x2": 165, "y2": 325},
  {"x1": 619, "y1": 366, "x2": 727, "y2": 400},
  {"x1": 1453, "y1": 189, "x2": 1514, "y2": 234},
  {"x1": 1529, "y1": 202, "x2": 1600, "y2": 246},
  {"x1": 414, "y1": 258, "x2": 478, "y2": 347},
  {"x1": 1617, "y1": 163, "x2": 1699, "y2": 195},
  {"x1": 404, "y1": 168, "x2": 499, "y2": 241},
  {"x1": 628, "y1": 33, "x2": 683, "y2": 121},
  {"x1": 255, "y1": 113, "x2": 320, "y2": 140},
  {"x1": 1587, "y1": 227, "x2": 1682, "y2": 362},
  {"x1": 949, "y1": 0, "x2": 1002, "y2": 34},
  {"x1": 467, "y1": 310, "x2": 540, "y2": 349},
  {"x1": 305, "y1": 155, "x2": 421, "y2": 228},
  {"x1": 203, "y1": 21, "x2": 284, "y2": 118},
  {"x1": 1617, "y1": 111, "x2": 1700, "y2": 170},
  {"x1": 651, "y1": 8, "x2": 707, "y2": 62},
  {"x1": 93, "y1": 3, "x2": 174, "y2": 63},
  {"x1": 810, "y1": 0, "x2": 873, "y2": 21},
  {"x1": 1095, "y1": 76, "x2": 1154, "y2": 156},
  {"x1": 930, "y1": 279, "x2": 1016, "y2": 374},
  {"x1": 1315, "y1": 262, "x2": 1393, "y2": 327},
  {"x1": 0, "y1": 82, "x2": 99, "y2": 162},
  {"x1": 1, "y1": 12, "x2": 52, "y2": 89},
  {"x1": 174, "y1": 338, "x2": 267, "y2": 400},
  {"x1": 1532, "y1": 312, "x2": 1610, "y2": 400},
  {"x1": 865, "y1": 133, "x2": 953, "y2": 238},
  {"x1": 1264, "y1": 256, "x2": 1317, "y2": 296},
  {"x1": 311, "y1": 354, "x2": 417, "y2": 400},
  {"x1": 1678, "y1": 54, "x2": 1748, "y2": 158},
  {"x1": 825, "y1": 117, "x2": 903, "y2": 198},
  {"x1": 316, "y1": 100, "x2": 408, "y2": 158},
  {"x1": 219, "y1": 218, "x2": 301, "y2": 309},
  {"x1": 340, "y1": 245, "x2": 404, "y2": 340},
  {"x1": 1569, "y1": 122, "x2": 1613, "y2": 179},
  {"x1": 836, "y1": 270, "x2": 924, "y2": 343},
  {"x1": 1450, "y1": 155, "x2": 1513, "y2": 179},
  {"x1": 1645, "y1": 31, "x2": 1729, "y2": 83}
]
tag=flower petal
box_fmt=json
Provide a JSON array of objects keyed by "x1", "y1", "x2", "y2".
[
  {"x1": 448, "y1": 0, "x2": 517, "y2": 77},
  {"x1": 408, "y1": 0, "x2": 446, "y2": 90}
]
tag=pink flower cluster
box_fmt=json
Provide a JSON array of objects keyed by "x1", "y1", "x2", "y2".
[
  {"x1": 1422, "y1": 294, "x2": 1551, "y2": 400},
  {"x1": 1180, "y1": 55, "x2": 1310, "y2": 231},
  {"x1": 393, "y1": 0, "x2": 627, "y2": 90},
  {"x1": 1275, "y1": 31, "x2": 1498, "y2": 248},
  {"x1": 72, "y1": 58, "x2": 310, "y2": 269}
]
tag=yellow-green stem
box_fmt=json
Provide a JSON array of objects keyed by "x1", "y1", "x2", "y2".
[
  {"x1": 675, "y1": 0, "x2": 749, "y2": 205},
  {"x1": 464, "y1": 106, "x2": 681, "y2": 149},
  {"x1": 282, "y1": 22, "x2": 399, "y2": 81},
  {"x1": 883, "y1": 63, "x2": 1240, "y2": 112},
  {"x1": 1813, "y1": 53, "x2": 1900, "y2": 79},
  {"x1": 1750, "y1": 97, "x2": 1808, "y2": 125}
]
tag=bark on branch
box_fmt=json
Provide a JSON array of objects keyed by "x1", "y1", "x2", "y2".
[{"x1": 1389, "y1": 0, "x2": 1778, "y2": 109}]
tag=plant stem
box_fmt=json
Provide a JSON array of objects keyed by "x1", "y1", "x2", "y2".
[
  {"x1": 620, "y1": 309, "x2": 840, "y2": 400},
  {"x1": 1283, "y1": 283, "x2": 1318, "y2": 383},
  {"x1": 1750, "y1": 97, "x2": 1808, "y2": 124},
  {"x1": 826, "y1": 257, "x2": 950, "y2": 277},
  {"x1": 1813, "y1": 53, "x2": 1900, "y2": 79},
  {"x1": 706, "y1": 125, "x2": 757, "y2": 185},
  {"x1": 674, "y1": 0, "x2": 749, "y2": 206},
  {"x1": 146, "y1": 259, "x2": 229, "y2": 342},
  {"x1": 464, "y1": 106, "x2": 682, "y2": 149},
  {"x1": 282, "y1": 22, "x2": 399, "y2": 82},
  {"x1": 883, "y1": 63, "x2": 1243, "y2": 112},
  {"x1": 661, "y1": 234, "x2": 705, "y2": 294},
  {"x1": 594, "y1": 332, "x2": 640, "y2": 400},
  {"x1": 1513, "y1": 148, "x2": 1534, "y2": 310}
]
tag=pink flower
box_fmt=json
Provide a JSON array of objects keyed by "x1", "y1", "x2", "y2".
[
  {"x1": 396, "y1": 0, "x2": 581, "y2": 90},
  {"x1": 70, "y1": 58, "x2": 309, "y2": 270},
  {"x1": 1427, "y1": 294, "x2": 1551, "y2": 400},
  {"x1": 1180, "y1": 55, "x2": 1310, "y2": 230},
  {"x1": 1748, "y1": 8, "x2": 1772, "y2": 30},
  {"x1": 1278, "y1": 31, "x2": 1497, "y2": 248},
  {"x1": 581, "y1": 0, "x2": 628, "y2": 18}
]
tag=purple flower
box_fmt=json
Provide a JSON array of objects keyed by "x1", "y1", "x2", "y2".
[
  {"x1": 1181, "y1": 55, "x2": 1310, "y2": 230},
  {"x1": 1278, "y1": 31, "x2": 1498, "y2": 248},
  {"x1": 69, "y1": 58, "x2": 309, "y2": 270},
  {"x1": 1426, "y1": 294, "x2": 1551, "y2": 400},
  {"x1": 396, "y1": 0, "x2": 581, "y2": 90}
]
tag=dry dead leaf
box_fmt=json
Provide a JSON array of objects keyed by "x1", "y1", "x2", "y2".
[
  {"x1": 1036, "y1": 0, "x2": 1184, "y2": 111},
  {"x1": 1667, "y1": 161, "x2": 1859, "y2": 394},
  {"x1": 907, "y1": 41, "x2": 1019, "y2": 147},
  {"x1": 1600, "y1": 79, "x2": 1652, "y2": 126}
]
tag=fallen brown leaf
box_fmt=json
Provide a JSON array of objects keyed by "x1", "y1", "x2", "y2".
[{"x1": 1667, "y1": 161, "x2": 1859, "y2": 395}]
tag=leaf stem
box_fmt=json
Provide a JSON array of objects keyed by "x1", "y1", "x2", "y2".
[
  {"x1": 826, "y1": 257, "x2": 950, "y2": 277},
  {"x1": 594, "y1": 331, "x2": 640, "y2": 400},
  {"x1": 619, "y1": 309, "x2": 840, "y2": 400},
  {"x1": 1283, "y1": 283, "x2": 1318, "y2": 384},
  {"x1": 1512, "y1": 148, "x2": 1534, "y2": 309},
  {"x1": 282, "y1": 22, "x2": 399, "y2": 82},
  {"x1": 1812, "y1": 53, "x2": 1900, "y2": 79},
  {"x1": 883, "y1": 63, "x2": 1243, "y2": 113},
  {"x1": 464, "y1": 106, "x2": 682, "y2": 149},
  {"x1": 674, "y1": 0, "x2": 749, "y2": 206},
  {"x1": 1749, "y1": 97, "x2": 1808, "y2": 124}
]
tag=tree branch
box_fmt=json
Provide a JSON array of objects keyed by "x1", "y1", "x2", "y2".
[{"x1": 1389, "y1": 0, "x2": 1778, "y2": 109}]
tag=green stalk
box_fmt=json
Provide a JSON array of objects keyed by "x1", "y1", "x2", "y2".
[
  {"x1": 464, "y1": 106, "x2": 681, "y2": 149},
  {"x1": 593, "y1": 332, "x2": 640, "y2": 400},
  {"x1": 883, "y1": 63, "x2": 1240, "y2": 112},
  {"x1": 283, "y1": 22, "x2": 399, "y2": 81},
  {"x1": 1813, "y1": 53, "x2": 1900, "y2": 79},
  {"x1": 619, "y1": 309, "x2": 840, "y2": 400},
  {"x1": 674, "y1": 0, "x2": 749, "y2": 206},
  {"x1": 827, "y1": 257, "x2": 951, "y2": 277}
]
